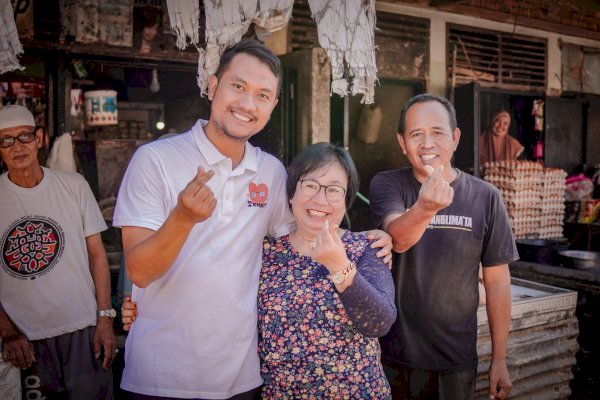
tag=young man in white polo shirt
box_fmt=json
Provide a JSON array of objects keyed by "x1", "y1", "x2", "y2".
[{"x1": 114, "y1": 40, "x2": 390, "y2": 399}]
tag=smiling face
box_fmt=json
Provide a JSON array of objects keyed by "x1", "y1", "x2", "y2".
[
  {"x1": 207, "y1": 53, "x2": 279, "y2": 143},
  {"x1": 398, "y1": 100, "x2": 460, "y2": 183},
  {"x1": 0, "y1": 125, "x2": 42, "y2": 174},
  {"x1": 290, "y1": 161, "x2": 348, "y2": 237},
  {"x1": 491, "y1": 113, "x2": 510, "y2": 137},
  {"x1": 142, "y1": 24, "x2": 158, "y2": 42}
]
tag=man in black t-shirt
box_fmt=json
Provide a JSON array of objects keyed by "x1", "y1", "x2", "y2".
[{"x1": 369, "y1": 94, "x2": 517, "y2": 400}]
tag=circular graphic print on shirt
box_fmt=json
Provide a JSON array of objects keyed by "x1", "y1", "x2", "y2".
[{"x1": 1, "y1": 216, "x2": 65, "y2": 280}]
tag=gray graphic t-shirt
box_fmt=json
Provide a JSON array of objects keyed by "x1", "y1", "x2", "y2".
[{"x1": 369, "y1": 167, "x2": 518, "y2": 371}]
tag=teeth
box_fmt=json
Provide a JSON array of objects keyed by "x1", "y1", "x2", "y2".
[
  {"x1": 308, "y1": 210, "x2": 327, "y2": 218},
  {"x1": 421, "y1": 154, "x2": 437, "y2": 160},
  {"x1": 232, "y1": 111, "x2": 251, "y2": 122}
]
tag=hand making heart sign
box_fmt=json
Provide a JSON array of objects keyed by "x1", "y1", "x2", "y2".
[
  {"x1": 175, "y1": 167, "x2": 217, "y2": 224},
  {"x1": 310, "y1": 220, "x2": 350, "y2": 275},
  {"x1": 418, "y1": 165, "x2": 454, "y2": 213}
]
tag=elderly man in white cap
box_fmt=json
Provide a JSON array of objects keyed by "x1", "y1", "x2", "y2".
[{"x1": 0, "y1": 105, "x2": 116, "y2": 399}]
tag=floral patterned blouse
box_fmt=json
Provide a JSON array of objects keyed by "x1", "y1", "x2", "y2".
[{"x1": 258, "y1": 231, "x2": 396, "y2": 399}]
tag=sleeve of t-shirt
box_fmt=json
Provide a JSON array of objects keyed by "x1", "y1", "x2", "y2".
[
  {"x1": 113, "y1": 145, "x2": 169, "y2": 231},
  {"x1": 338, "y1": 240, "x2": 397, "y2": 338},
  {"x1": 481, "y1": 187, "x2": 519, "y2": 267},
  {"x1": 369, "y1": 171, "x2": 407, "y2": 229},
  {"x1": 267, "y1": 161, "x2": 295, "y2": 238},
  {"x1": 76, "y1": 173, "x2": 108, "y2": 237}
]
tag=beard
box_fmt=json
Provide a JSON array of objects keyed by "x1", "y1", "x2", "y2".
[{"x1": 210, "y1": 118, "x2": 262, "y2": 143}]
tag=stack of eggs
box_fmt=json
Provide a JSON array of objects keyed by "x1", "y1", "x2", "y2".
[
  {"x1": 483, "y1": 161, "x2": 544, "y2": 240},
  {"x1": 539, "y1": 168, "x2": 567, "y2": 239}
]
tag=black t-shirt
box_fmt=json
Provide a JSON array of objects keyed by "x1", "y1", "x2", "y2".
[{"x1": 369, "y1": 167, "x2": 518, "y2": 371}]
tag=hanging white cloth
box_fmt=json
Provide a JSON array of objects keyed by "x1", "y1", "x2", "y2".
[
  {"x1": 166, "y1": 0, "x2": 201, "y2": 50},
  {"x1": 164, "y1": 0, "x2": 376, "y2": 102},
  {"x1": 198, "y1": 0, "x2": 293, "y2": 95},
  {"x1": 0, "y1": 0, "x2": 24, "y2": 74},
  {"x1": 47, "y1": 133, "x2": 77, "y2": 173},
  {"x1": 307, "y1": 0, "x2": 377, "y2": 104},
  {"x1": 166, "y1": 0, "x2": 293, "y2": 96}
]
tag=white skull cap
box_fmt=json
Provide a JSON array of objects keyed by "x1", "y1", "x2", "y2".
[{"x1": 0, "y1": 105, "x2": 35, "y2": 130}]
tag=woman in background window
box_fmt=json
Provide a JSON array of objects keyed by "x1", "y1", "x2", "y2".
[{"x1": 480, "y1": 110, "x2": 524, "y2": 166}]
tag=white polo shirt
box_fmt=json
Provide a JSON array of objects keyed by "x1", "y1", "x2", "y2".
[{"x1": 113, "y1": 120, "x2": 294, "y2": 399}]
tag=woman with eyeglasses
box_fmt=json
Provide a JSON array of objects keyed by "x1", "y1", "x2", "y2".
[
  {"x1": 122, "y1": 143, "x2": 395, "y2": 398},
  {"x1": 257, "y1": 142, "x2": 395, "y2": 398}
]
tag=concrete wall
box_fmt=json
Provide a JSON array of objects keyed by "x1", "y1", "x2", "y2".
[
  {"x1": 587, "y1": 98, "x2": 600, "y2": 167},
  {"x1": 376, "y1": 2, "x2": 600, "y2": 97},
  {"x1": 281, "y1": 47, "x2": 331, "y2": 150}
]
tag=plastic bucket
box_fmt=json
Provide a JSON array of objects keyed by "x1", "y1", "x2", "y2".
[{"x1": 84, "y1": 90, "x2": 118, "y2": 126}]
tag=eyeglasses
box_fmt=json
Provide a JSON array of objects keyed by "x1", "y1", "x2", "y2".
[
  {"x1": 299, "y1": 179, "x2": 347, "y2": 202},
  {"x1": 0, "y1": 132, "x2": 36, "y2": 149}
]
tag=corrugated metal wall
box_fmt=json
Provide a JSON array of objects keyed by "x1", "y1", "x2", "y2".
[{"x1": 475, "y1": 279, "x2": 579, "y2": 399}]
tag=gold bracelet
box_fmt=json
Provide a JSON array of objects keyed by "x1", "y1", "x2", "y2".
[{"x1": 329, "y1": 262, "x2": 357, "y2": 285}]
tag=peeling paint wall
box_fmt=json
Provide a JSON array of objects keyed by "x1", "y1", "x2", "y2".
[{"x1": 280, "y1": 47, "x2": 330, "y2": 150}]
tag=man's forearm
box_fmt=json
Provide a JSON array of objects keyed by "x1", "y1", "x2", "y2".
[
  {"x1": 86, "y1": 234, "x2": 112, "y2": 310},
  {"x1": 485, "y1": 279, "x2": 511, "y2": 361},
  {"x1": 123, "y1": 209, "x2": 197, "y2": 288},
  {"x1": 0, "y1": 304, "x2": 21, "y2": 340},
  {"x1": 386, "y1": 201, "x2": 436, "y2": 252}
]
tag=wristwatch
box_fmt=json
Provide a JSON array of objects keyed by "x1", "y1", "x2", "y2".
[
  {"x1": 329, "y1": 262, "x2": 357, "y2": 285},
  {"x1": 98, "y1": 308, "x2": 117, "y2": 318}
]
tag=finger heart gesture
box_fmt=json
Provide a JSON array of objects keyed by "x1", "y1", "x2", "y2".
[
  {"x1": 419, "y1": 165, "x2": 454, "y2": 211},
  {"x1": 177, "y1": 167, "x2": 218, "y2": 223},
  {"x1": 311, "y1": 220, "x2": 348, "y2": 273}
]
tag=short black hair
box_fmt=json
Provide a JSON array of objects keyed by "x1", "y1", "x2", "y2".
[
  {"x1": 286, "y1": 142, "x2": 360, "y2": 209},
  {"x1": 214, "y1": 39, "x2": 282, "y2": 98},
  {"x1": 397, "y1": 93, "x2": 457, "y2": 135}
]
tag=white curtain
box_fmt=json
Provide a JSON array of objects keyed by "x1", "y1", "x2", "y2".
[
  {"x1": 166, "y1": 0, "x2": 201, "y2": 50},
  {"x1": 167, "y1": 0, "x2": 293, "y2": 96},
  {"x1": 307, "y1": 0, "x2": 377, "y2": 104},
  {"x1": 0, "y1": 0, "x2": 24, "y2": 74},
  {"x1": 165, "y1": 0, "x2": 377, "y2": 102},
  {"x1": 199, "y1": 0, "x2": 293, "y2": 96}
]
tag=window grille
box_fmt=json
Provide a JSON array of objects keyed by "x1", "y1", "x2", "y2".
[{"x1": 448, "y1": 24, "x2": 546, "y2": 91}]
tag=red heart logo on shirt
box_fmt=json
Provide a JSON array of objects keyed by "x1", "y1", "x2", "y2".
[{"x1": 249, "y1": 182, "x2": 269, "y2": 205}]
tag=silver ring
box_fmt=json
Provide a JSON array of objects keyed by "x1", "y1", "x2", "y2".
[
  {"x1": 115, "y1": 348, "x2": 120, "y2": 354},
  {"x1": 311, "y1": 242, "x2": 316, "y2": 249}
]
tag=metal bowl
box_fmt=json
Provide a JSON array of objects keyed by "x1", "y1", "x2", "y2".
[{"x1": 558, "y1": 250, "x2": 600, "y2": 270}]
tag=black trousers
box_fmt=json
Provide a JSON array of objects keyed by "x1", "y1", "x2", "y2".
[
  {"x1": 22, "y1": 326, "x2": 113, "y2": 400},
  {"x1": 383, "y1": 362, "x2": 476, "y2": 400}
]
